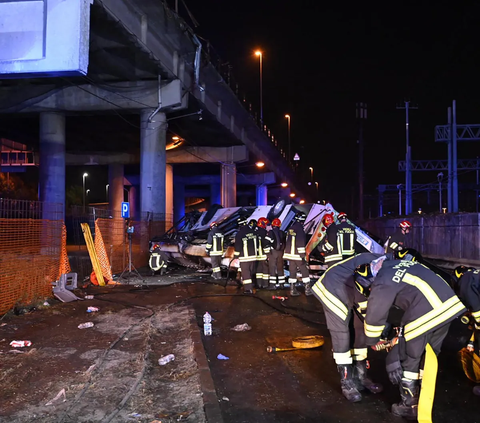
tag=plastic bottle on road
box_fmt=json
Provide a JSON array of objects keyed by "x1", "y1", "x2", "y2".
[
  {"x1": 203, "y1": 312, "x2": 212, "y2": 336},
  {"x1": 158, "y1": 354, "x2": 175, "y2": 365},
  {"x1": 78, "y1": 322, "x2": 94, "y2": 329}
]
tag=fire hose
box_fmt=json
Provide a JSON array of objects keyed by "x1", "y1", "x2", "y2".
[{"x1": 266, "y1": 335, "x2": 324, "y2": 353}]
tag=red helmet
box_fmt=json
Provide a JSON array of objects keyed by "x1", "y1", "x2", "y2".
[
  {"x1": 272, "y1": 218, "x2": 281, "y2": 227},
  {"x1": 338, "y1": 212, "x2": 347, "y2": 220},
  {"x1": 399, "y1": 220, "x2": 412, "y2": 229},
  {"x1": 323, "y1": 214, "x2": 334, "y2": 226},
  {"x1": 258, "y1": 217, "x2": 269, "y2": 229},
  {"x1": 210, "y1": 221, "x2": 218, "y2": 228}
]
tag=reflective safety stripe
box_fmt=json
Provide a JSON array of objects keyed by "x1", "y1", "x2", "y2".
[
  {"x1": 206, "y1": 243, "x2": 212, "y2": 248},
  {"x1": 284, "y1": 253, "x2": 302, "y2": 260},
  {"x1": 298, "y1": 247, "x2": 306, "y2": 253},
  {"x1": 402, "y1": 274, "x2": 442, "y2": 308},
  {"x1": 212, "y1": 267, "x2": 221, "y2": 272},
  {"x1": 324, "y1": 253, "x2": 342, "y2": 263},
  {"x1": 352, "y1": 348, "x2": 368, "y2": 361},
  {"x1": 404, "y1": 296, "x2": 466, "y2": 341},
  {"x1": 364, "y1": 322, "x2": 385, "y2": 338},
  {"x1": 390, "y1": 242, "x2": 399, "y2": 250},
  {"x1": 242, "y1": 279, "x2": 252, "y2": 285},
  {"x1": 312, "y1": 280, "x2": 349, "y2": 320},
  {"x1": 301, "y1": 277, "x2": 310, "y2": 283},
  {"x1": 333, "y1": 351, "x2": 353, "y2": 365},
  {"x1": 472, "y1": 310, "x2": 480, "y2": 322},
  {"x1": 357, "y1": 300, "x2": 368, "y2": 311},
  {"x1": 209, "y1": 252, "x2": 223, "y2": 256},
  {"x1": 403, "y1": 371, "x2": 420, "y2": 380},
  {"x1": 239, "y1": 256, "x2": 257, "y2": 262},
  {"x1": 256, "y1": 273, "x2": 264, "y2": 279}
]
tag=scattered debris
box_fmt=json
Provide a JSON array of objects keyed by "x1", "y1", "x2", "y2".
[
  {"x1": 85, "y1": 364, "x2": 96, "y2": 374},
  {"x1": 221, "y1": 396, "x2": 230, "y2": 401},
  {"x1": 231, "y1": 323, "x2": 251, "y2": 332},
  {"x1": 45, "y1": 388, "x2": 66, "y2": 406},
  {"x1": 87, "y1": 307, "x2": 99, "y2": 313},
  {"x1": 158, "y1": 354, "x2": 175, "y2": 365},
  {"x1": 217, "y1": 354, "x2": 229, "y2": 360},
  {"x1": 78, "y1": 322, "x2": 94, "y2": 329},
  {"x1": 10, "y1": 340, "x2": 32, "y2": 348},
  {"x1": 84, "y1": 295, "x2": 94, "y2": 300}
]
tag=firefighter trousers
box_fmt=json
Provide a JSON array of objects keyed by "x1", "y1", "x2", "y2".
[
  {"x1": 240, "y1": 261, "x2": 256, "y2": 289},
  {"x1": 256, "y1": 259, "x2": 269, "y2": 288},
  {"x1": 288, "y1": 258, "x2": 310, "y2": 285},
  {"x1": 210, "y1": 255, "x2": 222, "y2": 278},
  {"x1": 321, "y1": 306, "x2": 367, "y2": 365},
  {"x1": 268, "y1": 249, "x2": 285, "y2": 285},
  {"x1": 394, "y1": 323, "x2": 450, "y2": 379}
]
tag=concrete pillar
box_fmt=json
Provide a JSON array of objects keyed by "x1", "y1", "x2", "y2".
[
  {"x1": 173, "y1": 180, "x2": 185, "y2": 224},
  {"x1": 140, "y1": 109, "x2": 167, "y2": 220},
  {"x1": 210, "y1": 182, "x2": 221, "y2": 206},
  {"x1": 108, "y1": 164, "x2": 124, "y2": 217},
  {"x1": 39, "y1": 112, "x2": 65, "y2": 220},
  {"x1": 221, "y1": 162, "x2": 236, "y2": 207},
  {"x1": 166, "y1": 164, "x2": 174, "y2": 228},
  {"x1": 256, "y1": 184, "x2": 268, "y2": 206},
  {"x1": 129, "y1": 186, "x2": 137, "y2": 220}
]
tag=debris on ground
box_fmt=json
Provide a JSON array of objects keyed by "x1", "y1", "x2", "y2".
[
  {"x1": 231, "y1": 323, "x2": 251, "y2": 332},
  {"x1": 217, "y1": 354, "x2": 229, "y2": 360}
]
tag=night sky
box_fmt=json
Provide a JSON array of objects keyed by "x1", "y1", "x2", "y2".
[{"x1": 180, "y1": 0, "x2": 480, "y2": 212}]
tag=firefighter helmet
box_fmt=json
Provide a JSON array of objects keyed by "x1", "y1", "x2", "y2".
[
  {"x1": 323, "y1": 213, "x2": 334, "y2": 226},
  {"x1": 454, "y1": 265, "x2": 475, "y2": 280},
  {"x1": 354, "y1": 263, "x2": 374, "y2": 297},
  {"x1": 248, "y1": 219, "x2": 257, "y2": 228},
  {"x1": 399, "y1": 220, "x2": 412, "y2": 229},
  {"x1": 210, "y1": 221, "x2": 218, "y2": 228},
  {"x1": 258, "y1": 217, "x2": 269, "y2": 228},
  {"x1": 338, "y1": 212, "x2": 348, "y2": 220},
  {"x1": 272, "y1": 218, "x2": 281, "y2": 227}
]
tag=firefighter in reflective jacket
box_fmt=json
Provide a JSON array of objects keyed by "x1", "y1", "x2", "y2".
[
  {"x1": 336, "y1": 212, "x2": 357, "y2": 260},
  {"x1": 284, "y1": 212, "x2": 312, "y2": 297},
  {"x1": 311, "y1": 252, "x2": 384, "y2": 402},
  {"x1": 255, "y1": 217, "x2": 272, "y2": 289},
  {"x1": 357, "y1": 258, "x2": 466, "y2": 420},
  {"x1": 454, "y1": 266, "x2": 480, "y2": 395},
  {"x1": 321, "y1": 216, "x2": 342, "y2": 266},
  {"x1": 234, "y1": 219, "x2": 258, "y2": 294},
  {"x1": 267, "y1": 218, "x2": 286, "y2": 289},
  {"x1": 205, "y1": 221, "x2": 224, "y2": 280},
  {"x1": 385, "y1": 220, "x2": 411, "y2": 253}
]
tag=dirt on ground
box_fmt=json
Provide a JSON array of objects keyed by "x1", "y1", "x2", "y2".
[{"x1": 0, "y1": 290, "x2": 207, "y2": 423}]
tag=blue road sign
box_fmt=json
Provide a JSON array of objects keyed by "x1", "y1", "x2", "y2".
[{"x1": 121, "y1": 202, "x2": 130, "y2": 218}]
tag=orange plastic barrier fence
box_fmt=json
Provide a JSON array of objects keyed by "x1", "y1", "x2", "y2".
[
  {"x1": 93, "y1": 220, "x2": 113, "y2": 283},
  {"x1": 0, "y1": 219, "x2": 63, "y2": 315}
]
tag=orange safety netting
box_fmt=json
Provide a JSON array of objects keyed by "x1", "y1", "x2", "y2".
[
  {"x1": 93, "y1": 220, "x2": 113, "y2": 284},
  {"x1": 0, "y1": 219, "x2": 62, "y2": 315}
]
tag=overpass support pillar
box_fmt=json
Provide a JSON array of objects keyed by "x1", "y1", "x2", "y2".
[
  {"x1": 221, "y1": 163, "x2": 236, "y2": 207},
  {"x1": 129, "y1": 185, "x2": 138, "y2": 220},
  {"x1": 166, "y1": 164, "x2": 174, "y2": 229},
  {"x1": 39, "y1": 112, "x2": 65, "y2": 220},
  {"x1": 256, "y1": 184, "x2": 268, "y2": 206},
  {"x1": 173, "y1": 178, "x2": 185, "y2": 225},
  {"x1": 210, "y1": 182, "x2": 221, "y2": 206},
  {"x1": 108, "y1": 164, "x2": 124, "y2": 216},
  {"x1": 140, "y1": 109, "x2": 167, "y2": 220}
]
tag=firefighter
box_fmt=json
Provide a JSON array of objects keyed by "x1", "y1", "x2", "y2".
[
  {"x1": 234, "y1": 218, "x2": 258, "y2": 294},
  {"x1": 356, "y1": 258, "x2": 466, "y2": 419},
  {"x1": 284, "y1": 212, "x2": 312, "y2": 296},
  {"x1": 321, "y1": 214, "x2": 343, "y2": 267},
  {"x1": 205, "y1": 221, "x2": 224, "y2": 279},
  {"x1": 267, "y1": 218, "x2": 286, "y2": 289},
  {"x1": 384, "y1": 220, "x2": 411, "y2": 254},
  {"x1": 336, "y1": 212, "x2": 357, "y2": 260},
  {"x1": 311, "y1": 252, "x2": 384, "y2": 402},
  {"x1": 453, "y1": 265, "x2": 480, "y2": 395},
  {"x1": 256, "y1": 217, "x2": 272, "y2": 289}
]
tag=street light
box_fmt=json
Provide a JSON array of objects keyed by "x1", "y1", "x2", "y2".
[
  {"x1": 106, "y1": 184, "x2": 109, "y2": 202},
  {"x1": 281, "y1": 182, "x2": 288, "y2": 188},
  {"x1": 289, "y1": 192, "x2": 295, "y2": 198},
  {"x1": 309, "y1": 167, "x2": 314, "y2": 181},
  {"x1": 255, "y1": 51, "x2": 263, "y2": 127},
  {"x1": 285, "y1": 114, "x2": 291, "y2": 162},
  {"x1": 255, "y1": 161, "x2": 265, "y2": 168},
  {"x1": 299, "y1": 199, "x2": 305, "y2": 204},
  {"x1": 82, "y1": 173, "x2": 88, "y2": 212}
]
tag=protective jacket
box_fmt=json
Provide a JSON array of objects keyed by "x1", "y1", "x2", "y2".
[
  {"x1": 255, "y1": 227, "x2": 271, "y2": 260},
  {"x1": 321, "y1": 224, "x2": 342, "y2": 264},
  {"x1": 336, "y1": 221, "x2": 357, "y2": 257},
  {"x1": 312, "y1": 252, "x2": 382, "y2": 321},
  {"x1": 284, "y1": 221, "x2": 307, "y2": 261},
  {"x1": 364, "y1": 260, "x2": 466, "y2": 344},
  {"x1": 206, "y1": 227, "x2": 224, "y2": 256},
  {"x1": 385, "y1": 231, "x2": 407, "y2": 253},
  {"x1": 457, "y1": 268, "x2": 480, "y2": 323},
  {"x1": 268, "y1": 227, "x2": 285, "y2": 251},
  {"x1": 234, "y1": 225, "x2": 257, "y2": 262}
]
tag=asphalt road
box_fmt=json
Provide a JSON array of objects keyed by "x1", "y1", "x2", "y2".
[{"x1": 182, "y1": 280, "x2": 480, "y2": 423}]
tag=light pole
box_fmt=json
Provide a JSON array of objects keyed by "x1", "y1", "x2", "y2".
[
  {"x1": 315, "y1": 181, "x2": 319, "y2": 199},
  {"x1": 255, "y1": 51, "x2": 263, "y2": 127},
  {"x1": 82, "y1": 173, "x2": 88, "y2": 213},
  {"x1": 437, "y1": 172, "x2": 443, "y2": 212},
  {"x1": 309, "y1": 167, "x2": 314, "y2": 181},
  {"x1": 285, "y1": 114, "x2": 291, "y2": 162},
  {"x1": 106, "y1": 184, "x2": 109, "y2": 202}
]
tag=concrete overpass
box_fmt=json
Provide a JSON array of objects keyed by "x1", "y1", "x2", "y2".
[{"x1": 0, "y1": 0, "x2": 312, "y2": 222}]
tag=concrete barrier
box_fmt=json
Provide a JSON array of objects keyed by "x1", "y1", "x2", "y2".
[{"x1": 362, "y1": 213, "x2": 480, "y2": 268}]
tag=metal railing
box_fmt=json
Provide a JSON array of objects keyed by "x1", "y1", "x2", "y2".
[{"x1": 0, "y1": 198, "x2": 63, "y2": 220}]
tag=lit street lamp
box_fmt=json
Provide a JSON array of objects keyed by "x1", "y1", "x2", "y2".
[
  {"x1": 82, "y1": 173, "x2": 88, "y2": 212},
  {"x1": 309, "y1": 167, "x2": 314, "y2": 181},
  {"x1": 285, "y1": 114, "x2": 291, "y2": 162},
  {"x1": 106, "y1": 184, "x2": 109, "y2": 202},
  {"x1": 255, "y1": 161, "x2": 265, "y2": 168},
  {"x1": 255, "y1": 51, "x2": 263, "y2": 127}
]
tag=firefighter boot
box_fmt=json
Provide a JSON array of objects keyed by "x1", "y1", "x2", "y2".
[
  {"x1": 289, "y1": 279, "x2": 300, "y2": 297},
  {"x1": 391, "y1": 378, "x2": 419, "y2": 420},
  {"x1": 337, "y1": 364, "x2": 362, "y2": 402},
  {"x1": 304, "y1": 281, "x2": 313, "y2": 296},
  {"x1": 354, "y1": 360, "x2": 383, "y2": 393}
]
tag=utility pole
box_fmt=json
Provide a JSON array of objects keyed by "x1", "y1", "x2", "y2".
[
  {"x1": 356, "y1": 102, "x2": 367, "y2": 221},
  {"x1": 397, "y1": 100, "x2": 418, "y2": 215}
]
